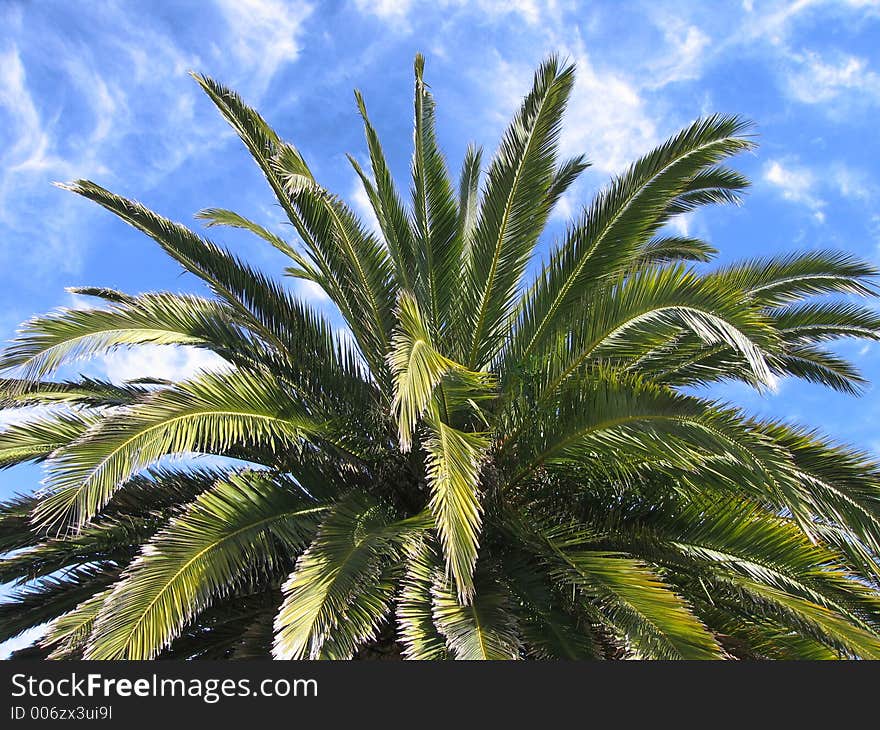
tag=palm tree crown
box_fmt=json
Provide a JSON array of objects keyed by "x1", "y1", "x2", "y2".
[{"x1": 2, "y1": 55, "x2": 880, "y2": 660}]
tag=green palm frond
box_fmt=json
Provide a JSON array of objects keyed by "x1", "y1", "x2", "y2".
[
  {"x1": 0, "y1": 293, "x2": 242, "y2": 383},
  {"x1": 195, "y1": 207, "x2": 311, "y2": 266},
  {"x1": 34, "y1": 368, "x2": 326, "y2": 531},
  {"x1": 463, "y1": 55, "x2": 575, "y2": 368},
  {"x1": 351, "y1": 89, "x2": 417, "y2": 290},
  {"x1": 0, "y1": 564, "x2": 119, "y2": 645},
  {"x1": 389, "y1": 291, "x2": 492, "y2": 449},
  {"x1": 0, "y1": 377, "x2": 150, "y2": 409},
  {"x1": 508, "y1": 115, "x2": 754, "y2": 369},
  {"x1": 502, "y1": 553, "x2": 600, "y2": 659},
  {"x1": 423, "y1": 417, "x2": 489, "y2": 602},
  {"x1": 531, "y1": 264, "x2": 778, "y2": 400},
  {"x1": 0, "y1": 412, "x2": 96, "y2": 469},
  {"x1": 456, "y1": 144, "x2": 483, "y2": 259},
  {"x1": 0, "y1": 514, "x2": 155, "y2": 584},
  {"x1": 410, "y1": 55, "x2": 460, "y2": 337},
  {"x1": 709, "y1": 250, "x2": 878, "y2": 306},
  {"x1": 272, "y1": 496, "x2": 426, "y2": 659},
  {"x1": 548, "y1": 548, "x2": 723, "y2": 660},
  {"x1": 396, "y1": 537, "x2": 449, "y2": 659},
  {"x1": 0, "y1": 492, "x2": 40, "y2": 553},
  {"x1": 638, "y1": 235, "x2": 718, "y2": 265},
  {"x1": 42, "y1": 589, "x2": 109, "y2": 659},
  {"x1": 84, "y1": 471, "x2": 324, "y2": 659},
  {"x1": 663, "y1": 164, "x2": 751, "y2": 217},
  {"x1": 191, "y1": 74, "x2": 397, "y2": 376}
]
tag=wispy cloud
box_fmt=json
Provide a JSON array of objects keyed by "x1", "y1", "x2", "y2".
[
  {"x1": 763, "y1": 158, "x2": 878, "y2": 226},
  {"x1": 214, "y1": 0, "x2": 313, "y2": 98},
  {"x1": 644, "y1": 17, "x2": 711, "y2": 89},
  {"x1": 354, "y1": 0, "x2": 414, "y2": 22},
  {"x1": 483, "y1": 48, "x2": 657, "y2": 177},
  {"x1": 354, "y1": 0, "x2": 544, "y2": 28},
  {"x1": 96, "y1": 346, "x2": 230, "y2": 384},
  {"x1": 831, "y1": 164, "x2": 877, "y2": 201},
  {"x1": 560, "y1": 52, "x2": 657, "y2": 174},
  {"x1": 763, "y1": 159, "x2": 826, "y2": 222},
  {"x1": 785, "y1": 51, "x2": 880, "y2": 107},
  {"x1": 0, "y1": 45, "x2": 59, "y2": 181},
  {"x1": 0, "y1": 43, "x2": 96, "y2": 275}
]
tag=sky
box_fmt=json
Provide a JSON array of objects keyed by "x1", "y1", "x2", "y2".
[{"x1": 0, "y1": 0, "x2": 879, "y2": 654}]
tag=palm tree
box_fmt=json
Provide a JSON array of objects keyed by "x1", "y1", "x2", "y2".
[{"x1": 1, "y1": 55, "x2": 879, "y2": 660}]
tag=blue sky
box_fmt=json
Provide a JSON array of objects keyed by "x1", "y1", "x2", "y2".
[{"x1": 0, "y1": 0, "x2": 879, "y2": 651}]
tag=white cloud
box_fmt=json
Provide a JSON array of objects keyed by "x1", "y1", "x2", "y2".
[
  {"x1": 294, "y1": 279, "x2": 330, "y2": 303},
  {"x1": 354, "y1": 0, "x2": 413, "y2": 21},
  {"x1": 63, "y1": 55, "x2": 127, "y2": 148},
  {"x1": 355, "y1": 0, "x2": 543, "y2": 28},
  {"x1": 0, "y1": 45, "x2": 65, "y2": 192},
  {"x1": 669, "y1": 212, "x2": 694, "y2": 237},
  {"x1": 550, "y1": 190, "x2": 575, "y2": 223},
  {"x1": 350, "y1": 175, "x2": 381, "y2": 235},
  {"x1": 214, "y1": 0, "x2": 313, "y2": 97},
  {"x1": 763, "y1": 159, "x2": 877, "y2": 223},
  {"x1": 97, "y1": 346, "x2": 229, "y2": 384},
  {"x1": 831, "y1": 164, "x2": 876, "y2": 201},
  {"x1": 871, "y1": 214, "x2": 880, "y2": 253},
  {"x1": 470, "y1": 0, "x2": 542, "y2": 24},
  {"x1": 560, "y1": 53, "x2": 657, "y2": 174},
  {"x1": 646, "y1": 18, "x2": 711, "y2": 88},
  {"x1": 483, "y1": 49, "x2": 657, "y2": 177},
  {"x1": 786, "y1": 51, "x2": 880, "y2": 105},
  {"x1": 0, "y1": 44, "x2": 91, "y2": 274},
  {"x1": 763, "y1": 159, "x2": 826, "y2": 219}
]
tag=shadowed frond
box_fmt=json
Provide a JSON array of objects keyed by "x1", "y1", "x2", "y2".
[
  {"x1": 0, "y1": 564, "x2": 119, "y2": 645},
  {"x1": 431, "y1": 567, "x2": 521, "y2": 659}
]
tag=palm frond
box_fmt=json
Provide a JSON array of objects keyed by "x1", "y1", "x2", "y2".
[
  {"x1": 710, "y1": 250, "x2": 878, "y2": 306},
  {"x1": 396, "y1": 537, "x2": 448, "y2": 659},
  {"x1": 0, "y1": 563, "x2": 119, "y2": 644},
  {"x1": 463, "y1": 55, "x2": 575, "y2": 368},
  {"x1": 0, "y1": 412, "x2": 96, "y2": 470},
  {"x1": 1, "y1": 293, "x2": 242, "y2": 383},
  {"x1": 549, "y1": 549, "x2": 723, "y2": 659},
  {"x1": 34, "y1": 368, "x2": 326, "y2": 531},
  {"x1": 272, "y1": 496, "x2": 426, "y2": 659},
  {"x1": 423, "y1": 417, "x2": 489, "y2": 603},
  {"x1": 195, "y1": 207, "x2": 311, "y2": 266},
  {"x1": 638, "y1": 235, "x2": 718, "y2": 265},
  {"x1": 509, "y1": 115, "x2": 755, "y2": 368},
  {"x1": 431, "y1": 567, "x2": 521, "y2": 659},
  {"x1": 410, "y1": 55, "x2": 460, "y2": 336},
  {"x1": 84, "y1": 471, "x2": 324, "y2": 659},
  {"x1": 351, "y1": 88, "x2": 417, "y2": 289}
]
